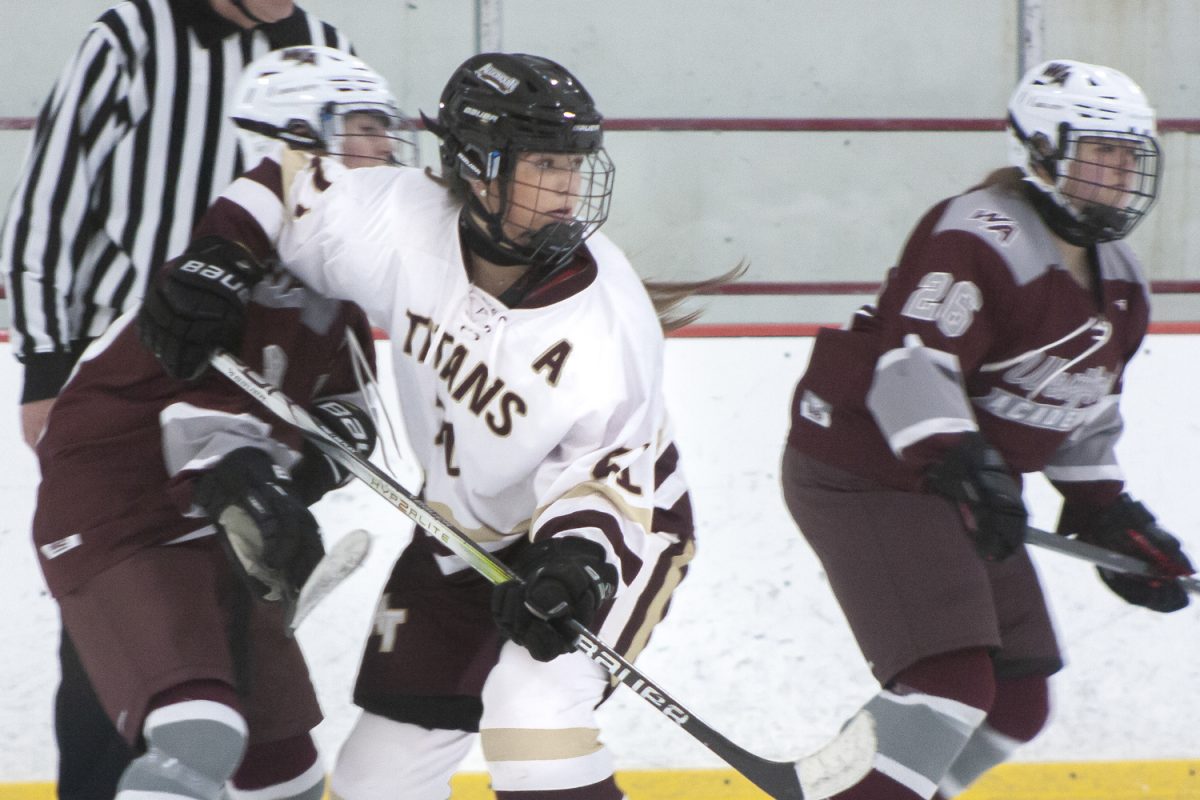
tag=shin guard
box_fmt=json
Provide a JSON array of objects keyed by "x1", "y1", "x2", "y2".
[
  {"x1": 836, "y1": 649, "x2": 996, "y2": 799},
  {"x1": 938, "y1": 673, "x2": 1049, "y2": 797},
  {"x1": 116, "y1": 700, "x2": 247, "y2": 800}
]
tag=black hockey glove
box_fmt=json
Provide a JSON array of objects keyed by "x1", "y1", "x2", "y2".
[
  {"x1": 194, "y1": 447, "x2": 324, "y2": 605},
  {"x1": 925, "y1": 433, "x2": 1028, "y2": 562},
  {"x1": 1074, "y1": 494, "x2": 1194, "y2": 613},
  {"x1": 291, "y1": 398, "x2": 378, "y2": 505},
  {"x1": 138, "y1": 236, "x2": 266, "y2": 381},
  {"x1": 492, "y1": 537, "x2": 618, "y2": 662}
]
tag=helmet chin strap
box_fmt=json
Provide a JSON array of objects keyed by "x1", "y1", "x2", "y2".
[
  {"x1": 229, "y1": 0, "x2": 270, "y2": 26},
  {"x1": 459, "y1": 177, "x2": 584, "y2": 274},
  {"x1": 459, "y1": 211, "x2": 530, "y2": 268},
  {"x1": 458, "y1": 214, "x2": 561, "y2": 309},
  {"x1": 525, "y1": 221, "x2": 586, "y2": 264},
  {"x1": 1024, "y1": 182, "x2": 1111, "y2": 247}
]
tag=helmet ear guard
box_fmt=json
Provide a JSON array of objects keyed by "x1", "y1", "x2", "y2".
[
  {"x1": 421, "y1": 111, "x2": 501, "y2": 183},
  {"x1": 454, "y1": 145, "x2": 502, "y2": 183}
]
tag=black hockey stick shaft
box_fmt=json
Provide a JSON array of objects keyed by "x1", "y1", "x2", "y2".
[
  {"x1": 1024, "y1": 526, "x2": 1200, "y2": 596},
  {"x1": 211, "y1": 350, "x2": 864, "y2": 799}
]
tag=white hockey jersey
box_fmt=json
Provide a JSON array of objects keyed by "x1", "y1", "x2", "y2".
[{"x1": 231, "y1": 154, "x2": 690, "y2": 587}]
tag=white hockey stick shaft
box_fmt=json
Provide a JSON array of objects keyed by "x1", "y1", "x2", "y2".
[
  {"x1": 210, "y1": 350, "x2": 875, "y2": 799},
  {"x1": 1024, "y1": 526, "x2": 1200, "y2": 596}
]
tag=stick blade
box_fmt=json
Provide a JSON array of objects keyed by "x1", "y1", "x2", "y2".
[{"x1": 289, "y1": 528, "x2": 372, "y2": 634}]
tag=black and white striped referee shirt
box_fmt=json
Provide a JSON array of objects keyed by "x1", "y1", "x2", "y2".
[{"x1": 0, "y1": 0, "x2": 351, "y2": 402}]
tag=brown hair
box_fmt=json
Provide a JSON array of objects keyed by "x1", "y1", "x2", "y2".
[
  {"x1": 429, "y1": 161, "x2": 748, "y2": 332},
  {"x1": 969, "y1": 166, "x2": 1026, "y2": 193},
  {"x1": 642, "y1": 260, "x2": 749, "y2": 333}
]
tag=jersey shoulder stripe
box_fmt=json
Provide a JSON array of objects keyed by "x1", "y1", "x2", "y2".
[{"x1": 933, "y1": 184, "x2": 1059, "y2": 287}]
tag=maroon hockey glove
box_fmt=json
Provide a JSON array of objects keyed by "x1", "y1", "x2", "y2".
[
  {"x1": 194, "y1": 447, "x2": 325, "y2": 605},
  {"x1": 1072, "y1": 494, "x2": 1193, "y2": 613},
  {"x1": 492, "y1": 537, "x2": 617, "y2": 662},
  {"x1": 925, "y1": 433, "x2": 1028, "y2": 561},
  {"x1": 291, "y1": 398, "x2": 378, "y2": 505},
  {"x1": 138, "y1": 236, "x2": 265, "y2": 380}
]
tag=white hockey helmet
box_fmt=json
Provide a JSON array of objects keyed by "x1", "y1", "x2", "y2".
[
  {"x1": 231, "y1": 45, "x2": 416, "y2": 168},
  {"x1": 1007, "y1": 59, "x2": 1160, "y2": 245}
]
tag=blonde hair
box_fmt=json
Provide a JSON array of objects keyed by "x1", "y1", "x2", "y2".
[{"x1": 642, "y1": 260, "x2": 749, "y2": 333}]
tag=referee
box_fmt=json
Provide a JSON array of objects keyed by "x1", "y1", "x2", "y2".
[{"x1": 0, "y1": 1, "x2": 352, "y2": 797}]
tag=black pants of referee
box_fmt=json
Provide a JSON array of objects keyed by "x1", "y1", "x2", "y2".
[{"x1": 56, "y1": 624, "x2": 131, "y2": 799}]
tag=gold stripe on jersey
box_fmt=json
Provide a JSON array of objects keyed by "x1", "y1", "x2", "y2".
[
  {"x1": 610, "y1": 539, "x2": 696, "y2": 687},
  {"x1": 426, "y1": 500, "x2": 522, "y2": 544},
  {"x1": 480, "y1": 726, "x2": 602, "y2": 762},
  {"x1": 538, "y1": 481, "x2": 655, "y2": 535}
]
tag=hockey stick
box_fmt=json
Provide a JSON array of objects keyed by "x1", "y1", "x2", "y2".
[
  {"x1": 289, "y1": 528, "x2": 373, "y2": 634},
  {"x1": 1024, "y1": 526, "x2": 1200, "y2": 596},
  {"x1": 210, "y1": 349, "x2": 876, "y2": 800}
]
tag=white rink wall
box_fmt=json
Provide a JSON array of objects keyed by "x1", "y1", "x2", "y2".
[
  {"x1": 1, "y1": 334, "x2": 1199, "y2": 781},
  {"x1": 1, "y1": 1, "x2": 1200, "y2": 294}
]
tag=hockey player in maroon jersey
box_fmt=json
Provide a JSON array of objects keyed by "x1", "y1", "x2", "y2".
[
  {"x1": 30, "y1": 47, "x2": 412, "y2": 800},
  {"x1": 781, "y1": 60, "x2": 1195, "y2": 800}
]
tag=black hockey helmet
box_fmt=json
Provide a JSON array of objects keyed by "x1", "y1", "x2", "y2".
[{"x1": 423, "y1": 53, "x2": 614, "y2": 268}]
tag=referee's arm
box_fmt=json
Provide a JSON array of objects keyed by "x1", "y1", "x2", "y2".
[{"x1": 1, "y1": 25, "x2": 131, "y2": 403}]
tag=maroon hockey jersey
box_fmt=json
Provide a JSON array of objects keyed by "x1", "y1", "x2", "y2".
[
  {"x1": 33, "y1": 194, "x2": 375, "y2": 597},
  {"x1": 787, "y1": 179, "x2": 1149, "y2": 510}
]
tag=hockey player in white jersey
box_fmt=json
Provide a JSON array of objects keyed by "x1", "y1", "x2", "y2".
[{"x1": 140, "y1": 52, "x2": 697, "y2": 800}]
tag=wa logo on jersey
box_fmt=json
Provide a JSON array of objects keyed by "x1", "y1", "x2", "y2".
[{"x1": 970, "y1": 209, "x2": 1019, "y2": 244}]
